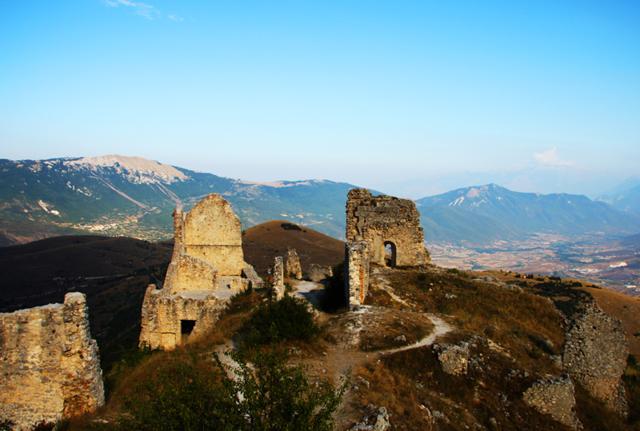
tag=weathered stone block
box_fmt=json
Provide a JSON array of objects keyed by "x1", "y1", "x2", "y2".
[{"x1": 285, "y1": 248, "x2": 303, "y2": 280}]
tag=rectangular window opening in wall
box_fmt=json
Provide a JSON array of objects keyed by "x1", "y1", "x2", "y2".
[{"x1": 181, "y1": 319, "x2": 196, "y2": 335}]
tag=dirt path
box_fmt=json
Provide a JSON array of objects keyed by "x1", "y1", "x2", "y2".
[{"x1": 380, "y1": 314, "x2": 452, "y2": 355}]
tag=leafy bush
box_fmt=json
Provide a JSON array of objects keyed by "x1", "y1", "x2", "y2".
[
  {"x1": 241, "y1": 295, "x2": 318, "y2": 346},
  {"x1": 117, "y1": 355, "x2": 233, "y2": 430},
  {"x1": 219, "y1": 349, "x2": 345, "y2": 431},
  {"x1": 116, "y1": 349, "x2": 344, "y2": 431}
]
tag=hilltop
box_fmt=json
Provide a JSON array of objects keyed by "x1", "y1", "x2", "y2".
[{"x1": 242, "y1": 220, "x2": 344, "y2": 276}]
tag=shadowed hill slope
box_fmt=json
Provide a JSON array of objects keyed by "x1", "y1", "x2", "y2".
[{"x1": 242, "y1": 220, "x2": 345, "y2": 276}]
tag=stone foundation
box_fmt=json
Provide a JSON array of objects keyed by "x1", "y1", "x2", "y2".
[{"x1": 0, "y1": 293, "x2": 104, "y2": 430}]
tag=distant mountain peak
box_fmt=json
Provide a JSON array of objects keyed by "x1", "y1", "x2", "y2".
[{"x1": 64, "y1": 155, "x2": 188, "y2": 185}]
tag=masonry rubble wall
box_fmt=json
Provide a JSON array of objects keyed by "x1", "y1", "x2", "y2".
[
  {"x1": 272, "y1": 256, "x2": 285, "y2": 300},
  {"x1": 562, "y1": 301, "x2": 629, "y2": 416},
  {"x1": 346, "y1": 189, "x2": 429, "y2": 267},
  {"x1": 346, "y1": 241, "x2": 370, "y2": 307},
  {"x1": 285, "y1": 248, "x2": 303, "y2": 280},
  {"x1": 139, "y1": 194, "x2": 260, "y2": 350},
  {"x1": 523, "y1": 376, "x2": 581, "y2": 429},
  {"x1": 0, "y1": 293, "x2": 104, "y2": 430}
]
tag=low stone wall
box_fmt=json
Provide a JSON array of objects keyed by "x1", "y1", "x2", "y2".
[{"x1": 0, "y1": 293, "x2": 104, "y2": 430}]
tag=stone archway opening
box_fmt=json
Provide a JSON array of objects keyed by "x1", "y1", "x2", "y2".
[{"x1": 384, "y1": 241, "x2": 397, "y2": 267}]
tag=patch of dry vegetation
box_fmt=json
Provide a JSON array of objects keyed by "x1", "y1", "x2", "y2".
[
  {"x1": 384, "y1": 267, "x2": 565, "y2": 374},
  {"x1": 358, "y1": 309, "x2": 434, "y2": 352}
]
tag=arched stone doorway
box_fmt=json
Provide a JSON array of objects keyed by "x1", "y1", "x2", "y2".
[{"x1": 384, "y1": 241, "x2": 397, "y2": 267}]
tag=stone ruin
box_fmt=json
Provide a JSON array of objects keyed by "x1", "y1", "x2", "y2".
[
  {"x1": 285, "y1": 248, "x2": 303, "y2": 280},
  {"x1": 308, "y1": 263, "x2": 333, "y2": 282},
  {"x1": 139, "y1": 194, "x2": 261, "y2": 350},
  {"x1": 562, "y1": 301, "x2": 629, "y2": 416},
  {"x1": 345, "y1": 189, "x2": 429, "y2": 307},
  {"x1": 0, "y1": 293, "x2": 104, "y2": 430},
  {"x1": 271, "y1": 256, "x2": 285, "y2": 300}
]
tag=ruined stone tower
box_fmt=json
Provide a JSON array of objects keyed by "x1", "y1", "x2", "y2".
[
  {"x1": 0, "y1": 293, "x2": 104, "y2": 430},
  {"x1": 139, "y1": 194, "x2": 260, "y2": 350},
  {"x1": 345, "y1": 189, "x2": 429, "y2": 307},
  {"x1": 346, "y1": 189, "x2": 429, "y2": 267}
]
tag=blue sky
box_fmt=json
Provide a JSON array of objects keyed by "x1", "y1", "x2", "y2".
[{"x1": 1, "y1": 1, "x2": 638, "y2": 197}]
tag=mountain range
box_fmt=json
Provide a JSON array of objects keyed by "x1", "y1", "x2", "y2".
[
  {"x1": 1, "y1": 155, "x2": 638, "y2": 246},
  {"x1": 599, "y1": 177, "x2": 640, "y2": 215},
  {"x1": 418, "y1": 184, "x2": 640, "y2": 244}
]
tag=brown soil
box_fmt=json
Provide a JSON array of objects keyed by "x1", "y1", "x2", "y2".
[{"x1": 242, "y1": 220, "x2": 344, "y2": 276}]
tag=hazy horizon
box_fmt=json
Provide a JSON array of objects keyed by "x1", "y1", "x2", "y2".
[{"x1": 2, "y1": 1, "x2": 639, "y2": 198}]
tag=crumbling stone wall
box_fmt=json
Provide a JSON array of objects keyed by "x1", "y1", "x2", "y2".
[
  {"x1": 285, "y1": 248, "x2": 303, "y2": 280},
  {"x1": 308, "y1": 264, "x2": 333, "y2": 282},
  {"x1": 0, "y1": 293, "x2": 104, "y2": 430},
  {"x1": 346, "y1": 189, "x2": 429, "y2": 267},
  {"x1": 562, "y1": 301, "x2": 629, "y2": 416},
  {"x1": 272, "y1": 256, "x2": 285, "y2": 300},
  {"x1": 140, "y1": 194, "x2": 260, "y2": 350},
  {"x1": 139, "y1": 285, "x2": 227, "y2": 350},
  {"x1": 165, "y1": 195, "x2": 246, "y2": 293},
  {"x1": 346, "y1": 241, "x2": 369, "y2": 307},
  {"x1": 523, "y1": 376, "x2": 581, "y2": 429}
]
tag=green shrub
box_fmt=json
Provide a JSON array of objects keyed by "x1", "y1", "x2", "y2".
[
  {"x1": 117, "y1": 356, "x2": 233, "y2": 431},
  {"x1": 241, "y1": 296, "x2": 318, "y2": 346},
  {"x1": 116, "y1": 350, "x2": 344, "y2": 431},
  {"x1": 219, "y1": 349, "x2": 345, "y2": 431}
]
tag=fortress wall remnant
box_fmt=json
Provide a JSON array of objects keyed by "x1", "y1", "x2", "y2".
[
  {"x1": 346, "y1": 189, "x2": 429, "y2": 267},
  {"x1": 563, "y1": 302, "x2": 629, "y2": 416},
  {"x1": 139, "y1": 194, "x2": 259, "y2": 351},
  {"x1": 285, "y1": 248, "x2": 303, "y2": 280},
  {"x1": 345, "y1": 241, "x2": 370, "y2": 307},
  {"x1": 272, "y1": 256, "x2": 285, "y2": 300},
  {"x1": 0, "y1": 293, "x2": 104, "y2": 430}
]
